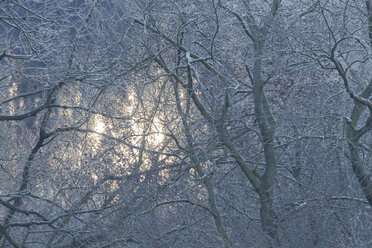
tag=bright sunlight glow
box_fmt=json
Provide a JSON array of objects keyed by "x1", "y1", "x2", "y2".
[
  {"x1": 151, "y1": 117, "x2": 165, "y2": 145},
  {"x1": 95, "y1": 118, "x2": 105, "y2": 134}
]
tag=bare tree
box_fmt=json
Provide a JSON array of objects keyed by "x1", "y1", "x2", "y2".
[{"x1": 1, "y1": 0, "x2": 372, "y2": 247}]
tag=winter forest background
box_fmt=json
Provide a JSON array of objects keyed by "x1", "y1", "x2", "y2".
[{"x1": 1, "y1": 0, "x2": 372, "y2": 247}]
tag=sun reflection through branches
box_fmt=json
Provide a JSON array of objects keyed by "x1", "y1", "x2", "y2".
[
  {"x1": 90, "y1": 117, "x2": 106, "y2": 146},
  {"x1": 150, "y1": 116, "x2": 165, "y2": 145},
  {"x1": 95, "y1": 118, "x2": 105, "y2": 134}
]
